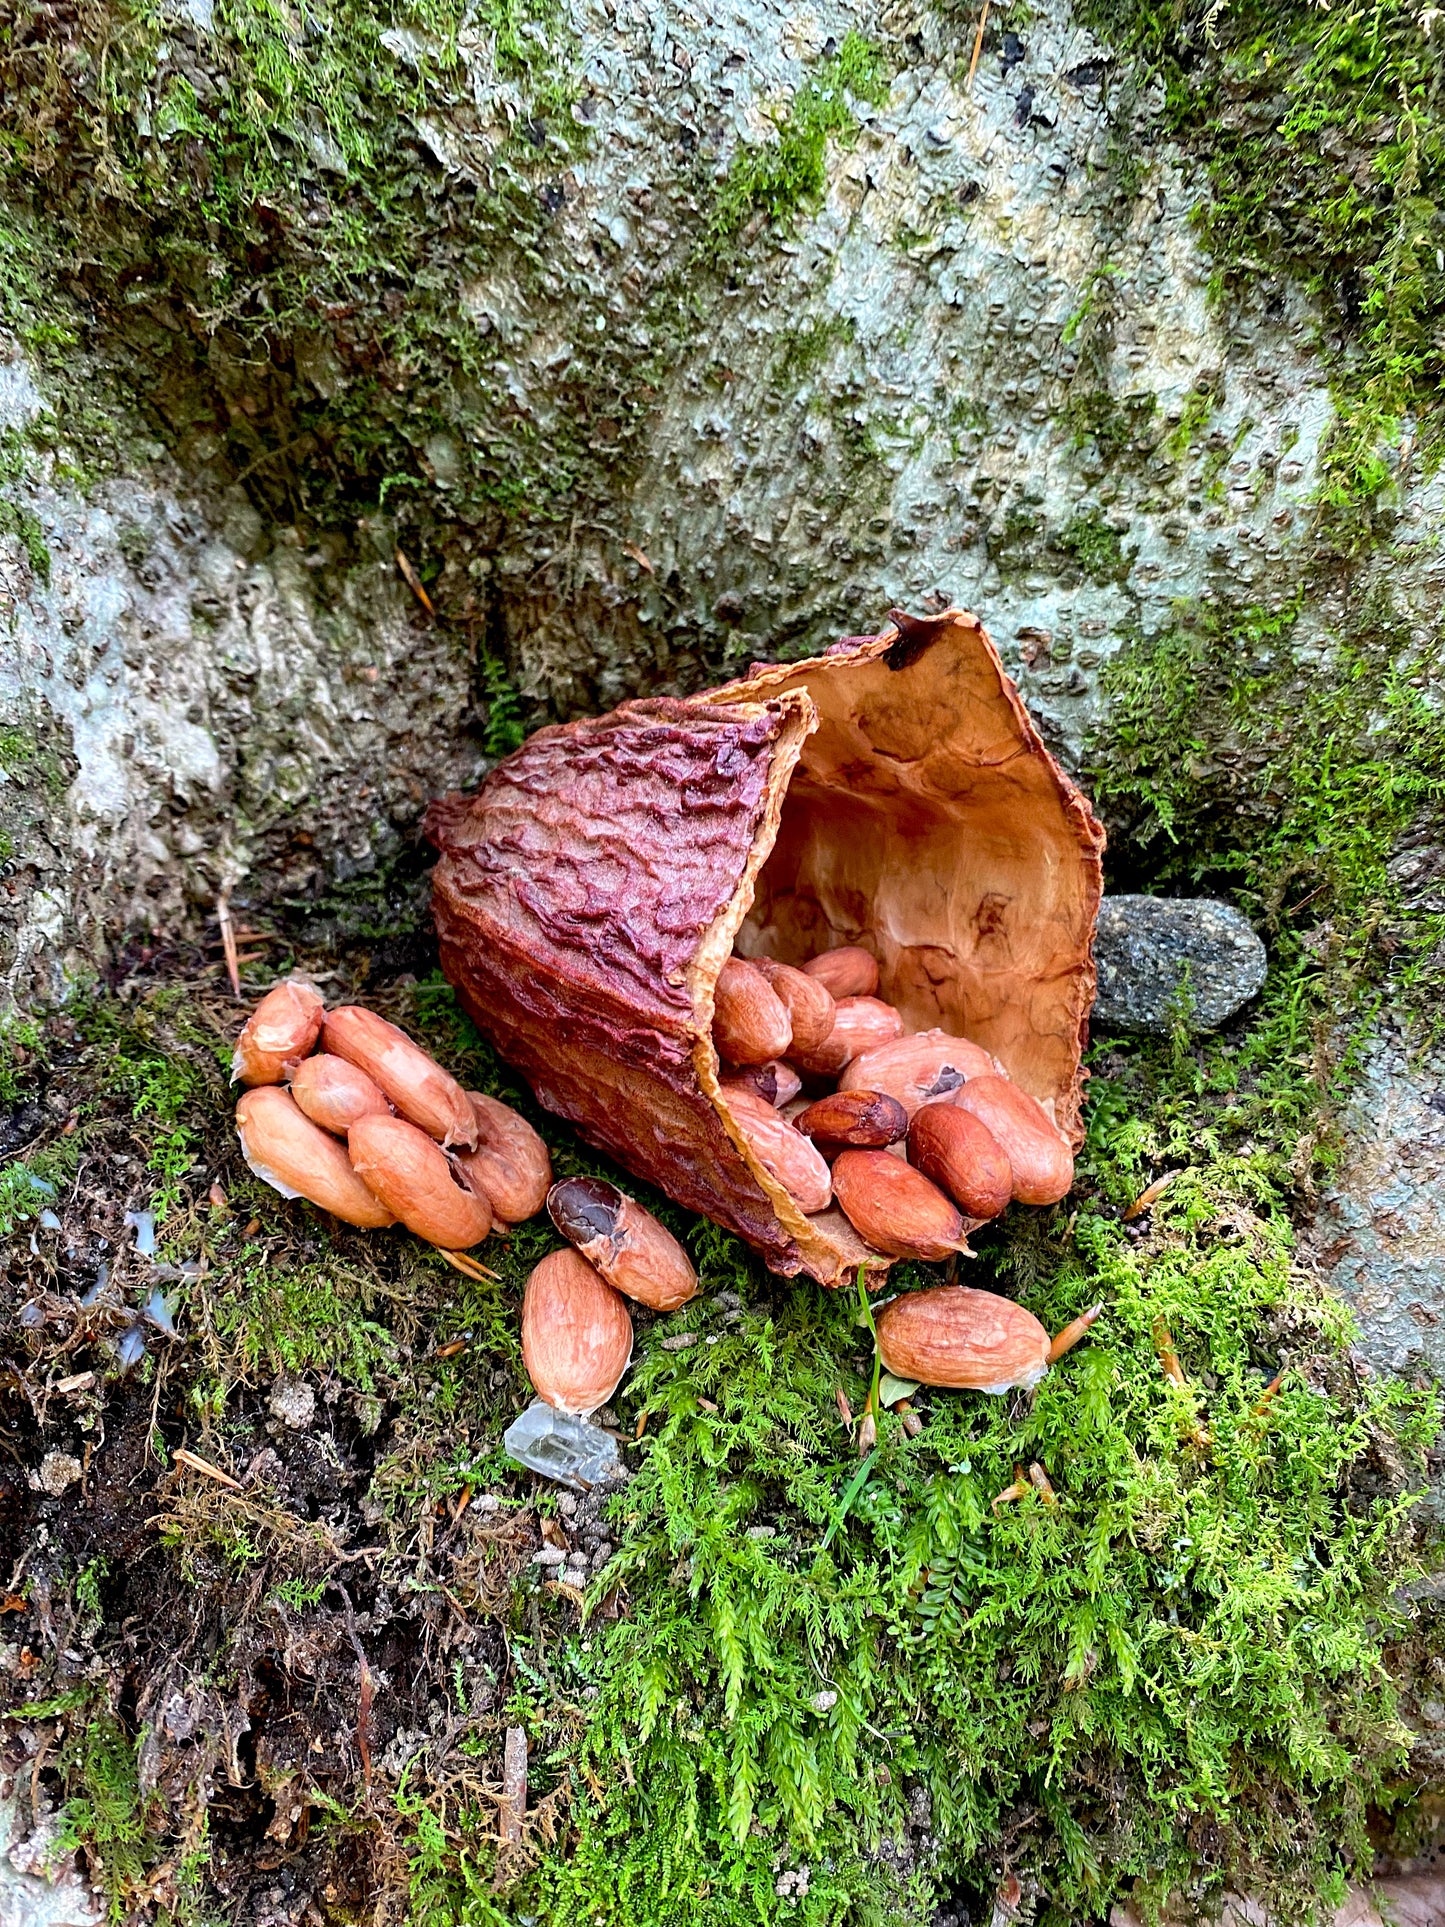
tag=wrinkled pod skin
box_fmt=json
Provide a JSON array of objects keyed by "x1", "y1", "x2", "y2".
[
  {"x1": 522, "y1": 1248, "x2": 634, "y2": 1416},
  {"x1": 236, "y1": 1086, "x2": 395, "y2": 1229},
  {"x1": 232, "y1": 980, "x2": 325, "y2": 1087},
  {"x1": 750, "y1": 957, "x2": 836, "y2": 1057},
  {"x1": 830, "y1": 1149, "x2": 970, "y2": 1261},
  {"x1": 793, "y1": 1087, "x2": 908, "y2": 1149},
  {"x1": 289, "y1": 1053, "x2": 392, "y2": 1134},
  {"x1": 840, "y1": 1030, "x2": 999, "y2": 1119},
  {"x1": 323, "y1": 1006, "x2": 478, "y2": 1150},
  {"x1": 952, "y1": 1076, "x2": 1074, "y2": 1206},
  {"x1": 875, "y1": 1285, "x2": 1051, "y2": 1392},
  {"x1": 347, "y1": 1113, "x2": 493, "y2": 1248},
  {"x1": 907, "y1": 1102, "x2": 1013, "y2": 1221},
  {"x1": 711, "y1": 957, "x2": 793, "y2": 1066},
  {"x1": 791, "y1": 996, "x2": 906, "y2": 1078},
  {"x1": 800, "y1": 947, "x2": 879, "y2": 1000},
  {"x1": 548, "y1": 1177, "x2": 699, "y2": 1311},
  {"x1": 453, "y1": 1092, "x2": 553, "y2": 1223}
]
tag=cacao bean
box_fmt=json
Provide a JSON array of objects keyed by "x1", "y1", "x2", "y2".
[
  {"x1": 951, "y1": 1076, "x2": 1074, "y2": 1205},
  {"x1": 875, "y1": 1285, "x2": 1050, "y2": 1391},
  {"x1": 323, "y1": 1006, "x2": 477, "y2": 1149},
  {"x1": 347, "y1": 1113, "x2": 493, "y2": 1248},
  {"x1": 289, "y1": 1053, "x2": 391, "y2": 1134},
  {"x1": 711, "y1": 958, "x2": 793, "y2": 1065},
  {"x1": 792, "y1": 995, "x2": 904, "y2": 1076},
  {"x1": 830, "y1": 1149, "x2": 969, "y2": 1260},
  {"x1": 453, "y1": 1091, "x2": 552, "y2": 1223},
  {"x1": 548, "y1": 1176, "x2": 699, "y2": 1311},
  {"x1": 840, "y1": 1029, "x2": 998, "y2": 1118},
  {"x1": 720, "y1": 1080, "x2": 833, "y2": 1213},
  {"x1": 522, "y1": 1247, "x2": 634, "y2": 1415},
  {"x1": 737, "y1": 1059, "x2": 803, "y2": 1107},
  {"x1": 794, "y1": 1088, "x2": 908, "y2": 1149},
  {"x1": 800, "y1": 946, "x2": 879, "y2": 999},
  {"x1": 232, "y1": 979, "x2": 325, "y2": 1087},
  {"x1": 751, "y1": 957, "x2": 836, "y2": 1056},
  {"x1": 907, "y1": 1103, "x2": 1012, "y2": 1220},
  {"x1": 235, "y1": 1086, "x2": 395, "y2": 1229}
]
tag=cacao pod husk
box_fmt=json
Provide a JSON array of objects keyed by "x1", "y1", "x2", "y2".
[{"x1": 428, "y1": 609, "x2": 1102, "y2": 1284}]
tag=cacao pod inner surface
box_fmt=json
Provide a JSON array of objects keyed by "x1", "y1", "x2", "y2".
[{"x1": 428, "y1": 610, "x2": 1103, "y2": 1286}]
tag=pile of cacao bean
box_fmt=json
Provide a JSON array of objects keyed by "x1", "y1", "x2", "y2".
[
  {"x1": 230, "y1": 968, "x2": 1097, "y2": 1426},
  {"x1": 712, "y1": 947, "x2": 1074, "y2": 1257},
  {"x1": 229, "y1": 979, "x2": 697, "y2": 1421}
]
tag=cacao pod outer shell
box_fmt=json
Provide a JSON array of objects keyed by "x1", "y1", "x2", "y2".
[{"x1": 428, "y1": 610, "x2": 1102, "y2": 1286}]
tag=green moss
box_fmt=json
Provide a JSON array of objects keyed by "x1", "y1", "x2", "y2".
[
  {"x1": 1057, "y1": 508, "x2": 1127, "y2": 582},
  {"x1": 707, "y1": 35, "x2": 889, "y2": 248},
  {"x1": 54, "y1": 1714, "x2": 159, "y2": 1924},
  {"x1": 1077, "y1": 0, "x2": 1445, "y2": 527}
]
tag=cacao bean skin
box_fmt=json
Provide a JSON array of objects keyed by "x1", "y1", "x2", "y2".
[
  {"x1": 522, "y1": 1248, "x2": 634, "y2": 1416},
  {"x1": 792, "y1": 996, "x2": 905, "y2": 1076},
  {"x1": 951, "y1": 1076, "x2": 1074, "y2": 1205},
  {"x1": 721, "y1": 1080, "x2": 833, "y2": 1213},
  {"x1": 794, "y1": 1088, "x2": 908, "y2": 1148},
  {"x1": 907, "y1": 1102, "x2": 1012, "y2": 1220},
  {"x1": 232, "y1": 980, "x2": 325, "y2": 1087},
  {"x1": 800, "y1": 947, "x2": 879, "y2": 999},
  {"x1": 289, "y1": 1053, "x2": 391, "y2": 1134},
  {"x1": 751, "y1": 958, "x2": 836, "y2": 1056},
  {"x1": 323, "y1": 1006, "x2": 478, "y2": 1150},
  {"x1": 548, "y1": 1177, "x2": 698, "y2": 1311},
  {"x1": 453, "y1": 1091, "x2": 552, "y2": 1223},
  {"x1": 712, "y1": 958, "x2": 793, "y2": 1065},
  {"x1": 347, "y1": 1113, "x2": 493, "y2": 1248},
  {"x1": 831, "y1": 1149, "x2": 969, "y2": 1260},
  {"x1": 841, "y1": 1030, "x2": 997, "y2": 1118},
  {"x1": 875, "y1": 1285, "x2": 1050, "y2": 1391},
  {"x1": 235, "y1": 1086, "x2": 395, "y2": 1228}
]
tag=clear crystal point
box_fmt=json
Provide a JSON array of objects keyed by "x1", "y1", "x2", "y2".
[{"x1": 504, "y1": 1398, "x2": 621, "y2": 1489}]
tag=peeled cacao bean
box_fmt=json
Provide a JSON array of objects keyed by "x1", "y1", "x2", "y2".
[
  {"x1": 232, "y1": 980, "x2": 325, "y2": 1087},
  {"x1": 875, "y1": 1285, "x2": 1050, "y2": 1392},
  {"x1": 548, "y1": 1176, "x2": 699, "y2": 1311},
  {"x1": 289, "y1": 1053, "x2": 391, "y2": 1134},
  {"x1": 721, "y1": 1081, "x2": 833, "y2": 1213},
  {"x1": 831, "y1": 1149, "x2": 969, "y2": 1260},
  {"x1": 522, "y1": 1248, "x2": 634, "y2": 1415},
  {"x1": 712, "y1": 958, "x2": 793, "y2": 1065},
  {"x1": 453, "y1": 1092, "x2": 552, "y2": 1223},
  {"x1": 794, "y1": 1088, "x2": 908, "y2": 1149},
  {"x1": 800, "y1": 947, "x2": 879, "y2": 999},
  {"x1": 907, "y1": 1102, "x2": 1012, "y2": 1220},
  {"x1": 347, "y1": 1113, "x2": 493, "y2": 1248},
  {"x1": 323, "y1": 1006, "x2": 477, "y2": 1150},
  {"x1": 236, "y1": 1086, "x2": 395, "y2": 1228},
  {"x1": 841, "y1": 1030, "x2": 998, "y2": 1119},
  {"x1": 793, "y1": 996, "x2": 905, "y2": 1077},
  {"x1": 952, "y1": 1076, "x2": 1074, "y2": 1205},
  {"x1": 751, "y1": 958, "x2": 836, "y2": 1056}
]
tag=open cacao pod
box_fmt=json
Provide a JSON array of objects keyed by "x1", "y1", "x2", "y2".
[{"x1": 427, "y1": 608, "x2": 1104, "y2": 1286}]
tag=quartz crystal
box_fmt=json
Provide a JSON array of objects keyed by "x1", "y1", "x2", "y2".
[{"x1": 504, "y1": 1398, "x2": 620, "y2": 1488}]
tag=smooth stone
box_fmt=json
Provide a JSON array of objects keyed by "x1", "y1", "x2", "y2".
[{"x1": 1092, "y1": 895, "x2": 1267, "y2": 1034}]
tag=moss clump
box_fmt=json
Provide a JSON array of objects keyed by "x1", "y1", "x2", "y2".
[
  {"x1": 1057, "y1": 508, "x2": 1128, "y2": 582},
  {"x1": 708, "y1": 35, "x2": 889, "y2": 249}
]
